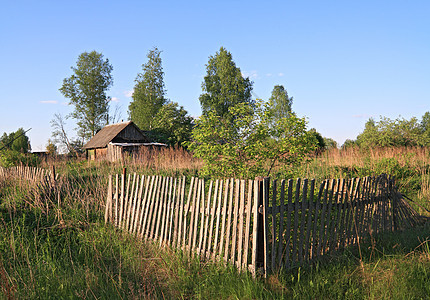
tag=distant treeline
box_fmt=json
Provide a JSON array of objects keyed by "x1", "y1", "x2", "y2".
[{"x1": 343, "y1": 112, "x2": 430, "y2": 148}]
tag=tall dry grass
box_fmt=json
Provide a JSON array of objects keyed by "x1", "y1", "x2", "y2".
[
  {"x1": 130, "y1": 145, "x2": 203, "y2": 171},
  {"x1": 316, "y1": 146, "x2": 430, "y2": 169},
  {"x1": 298, "y1": 146, "x2": 430, "y2": 215}
]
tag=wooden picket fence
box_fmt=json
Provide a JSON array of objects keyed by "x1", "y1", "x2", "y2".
[
  {"x1": 105, "y1": 172, "x2": 426, "y2": 276},
  {"x1": 0, "y1": 165, "x2": 56, "y2": 184}
]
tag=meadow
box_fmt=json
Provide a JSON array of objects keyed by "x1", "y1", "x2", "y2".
[{"x1": 0, "y1": 146, "x2": 429, "y2": 299}]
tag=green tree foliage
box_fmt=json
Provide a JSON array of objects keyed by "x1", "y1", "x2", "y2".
[
  {"x1": 0, "y1": 128, "x2": 36, "y2": 167},
  {"x1": 267, "y1": 85, "x2": 293, "y2": 124},
  {"x1": 60, "y1": 51, "x2": 113, "y2": 141},
  {"x1": 187, "y1": 100, "x2": 317, "y2": 179},
  {"x1": 46, "y1": 139, "x2": 57, "y2": 156},
  {"x1": 420, "y1": 112, "x2": 430, "y2": 140},
  {"x1": 129, "y1": 47, "x2": 167, "y2": 131},
  {"x1": 0, "y1": 128, "x2": 31, "y2": 153},
  {"x1": 342, "y1": 139, "x2": 356, "y2": 149},
  {"x1": 151, "y1": 102, "x2": 193, "y2": 147},
  {"x1": 323, "y1": 137, "x2": 338, "y2": 150},
  {"x1": 199, "y1": 47, "x2": 253, "y2": 122},
  {"x1": 355, "y1": 116, "x2": 429, "y2": 148},
  {"x1": 308, "y1": 128, "x2": 325, "y2": 150}
]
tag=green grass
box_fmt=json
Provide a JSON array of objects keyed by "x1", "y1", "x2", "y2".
[
  {"x1": 1, "y1": 204, "x2": 428, "y2": 299},
  {"x1": 1, "y1": 157, "x2": 430, "y2": 299},
  {"x1": 272, "y1": 224, "x2": 430, "y2": 299}
]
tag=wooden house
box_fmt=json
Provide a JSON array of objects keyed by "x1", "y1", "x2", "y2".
[{"x1": 83, "y1": 121, "x2": 166, "y2": 161}]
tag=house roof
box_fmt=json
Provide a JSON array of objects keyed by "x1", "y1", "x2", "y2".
[{"x1": 83, "y1": 121, "x2": 148, "y2": 149}]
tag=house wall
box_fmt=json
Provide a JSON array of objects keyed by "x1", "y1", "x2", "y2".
[
  {"x1": 95, "y1": 148, "x2": 107, "y2": 160},
  {"x1": 107, "y1": 144, "x2": 123, "y2": 162},
  {"x1": 113, "y1": 124, "x2": 148, "y2": 143}
]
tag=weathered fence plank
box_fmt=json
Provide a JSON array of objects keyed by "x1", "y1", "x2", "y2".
[{"x1": 101, "y1": 170, "x2": 426, "y2": 278}]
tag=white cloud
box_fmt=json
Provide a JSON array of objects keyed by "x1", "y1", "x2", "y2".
[
  {"x1": 266, "y1": 73, "x2": 272, "y2": 77},
  {"x1": 40, "y1": 100, "x2": 58, "y2": 104},
  {"x1": 242, "y1": 70, "x2": 258, "y2": 80},
  {"x1": 112, "y1": 97, "x2": 119, "y2": 102},
  {"x1": 278, "y1": 73, "x2": 284, "y2": 77},
  {"x1": 352, "y1": 114, "x2": 372, "y2": 119},
  {"x1": 124, "y1": 90, "x2": 134, "y2": 98}
]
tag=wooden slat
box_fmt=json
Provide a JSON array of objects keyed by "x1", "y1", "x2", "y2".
[
  {"x1": 187, "y1": 178, "x2": 198, "y2": 250},
  {"x1": 303, "y1": 179, "x2": 315, "y2": 261},
  {"x1": 119, "y1": 173, "x2": 125, "y2": 228},
  {"x1": 115, "y1": 174, "x2": 119, "y2": 226},
  {"x1": 388, "y1": 177, "x2": 395, "y2": 230},
  {"x1": 381, "y1": 176, "x2": 388, "y2": 232},
  {"x1": 350, "y1": 178, "x2": 362, "y2": 245},
  {"x1": 321, "y1": 179, "x2": 335, "y2": 256},
  {"x1": 277, "y1": 180, "x2": 286, "y2": 266},
  {"x1": 224, "y1": 179, "x2": 235, "y2": 262},
  {"x1": 355, "y1": 178, "x2": 365, "y2": 242},
  {"x1": 343, "y1": 178, "x2": 355, "y2": 247},
  {"x1": 167, "y1": 178, "x2": 177, "y2": 245},
  {"x1": 105, "y1": 174, "x2": 113, "y2": 224},
  {"x1": 327, "y1": 179, "x2": 340, "y2": 252},
  {"x1": 123, "y1": 174, "x2": 131, "y2": 229},
  {"x1": 147, "y1": 176, "x2": 160, "y2": 240},
  {"x1": 358, "y1": 177, "x2": 370, "y2": 239},
  {"x1": 172, "y1": 178, "x2": 181, "y2": 246},
  {"x1": 141, "y1": 176, "x2": 156, "y2": 239},
  {"x1": 358, "y1": 177, "x2": 368, "y2": 237},
  {"x1": 158, "y1": 176, "x2": 168, "y2": 243},
  {"x1": 160, "y1": 177, "x2": 172, "y2": 245},
  {"x1": 213, "y1": 180, "x2": 224, "y2": 259},
  {"x1": 284, "y1": 179, "x2": 293, "y2": 269},
  {"x1": 176, "y1": 177, "x2": 186, "y2": 248},
  {"x1": 132, "y1": 175, "x2": 144, "y2": 234},
  {"x1": 129, "y1": 174, "x2": 139, "y2": 232},
  {"x1": 291, "y1": 179, "x2": 301, "y2": 266},
  {"x1": 197, "y1": 179, "x2": 206, "y2": 256},
  {"x1": 339, "y1": 179, "x2": 351, "y2": 248},
  {"x1": 182, "y1": 177, "x2": 195, "y2": 249},
  {"x1": 311, "y1": 181, "x2": 325, "y2": 260},
  {"x1": 132, "y1": 175, "x2": 145, "y2": 234},
  {"x1": 298, "y1": 179, "x2": 308, "y2": 264},
  {"x1": 167, "y1": 177, "x2": 175, "y2": 243},
  {"x1": 332, "y1": 179, "x2": 346, "y2": 251},
  {"x1": 165, "y1": 177, "x2": 174, "y2": 243},
  {"x1": 154, "y1": 176, "x2": 167, "y2": 241},
  {"x1": 251, "y1": 179, "x2": 259, "y2": 276},
  {"x1": 271, "y1": 179, "x2": 277, "y2": 271},
  {"x1": 207, "y1": 180, "x2": 219, "y2": 258},
  {"x1": 237, "y1": 180, "x2": 246, "y2": 269},
  {"x1": 191, "y1": 179, "x2": 202, "y2": 255},
  {"x1": 346, "y1": 178, "x2": 357, "y2": 246},
  {"x1": 138, "y1": 175, "x2": 152, "y2": 237},
  {"x1": 243, "y1": 180, "x2": 253, "y2": 270},
  {"x1": 367, "y1": 177, "x2": 378, "y2": 235},
  {"x1": 231, "y1": 179, "x2": 240, "y2": 265},
  {"x1": 263, "y1": 177, "x2": 270, "y2": 276},
  {"x1": 202, "y1": 180, "x2": 213, "y2": 258}
]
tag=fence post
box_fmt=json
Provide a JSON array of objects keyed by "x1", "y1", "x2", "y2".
[
  {"x1": 51, "y1": 165, "x2": 56, "y2": 184},
  {"x1": 255, "y1": 176, "x2": 270, "y2": 277}
]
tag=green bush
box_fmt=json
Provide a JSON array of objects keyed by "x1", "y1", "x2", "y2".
[{"x1": 0, "y1": 150, "x2": 40, "y2": 168}]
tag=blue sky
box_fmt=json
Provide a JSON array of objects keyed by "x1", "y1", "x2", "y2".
[{"x1": 1, "y1": 1, "x2": 429, "y2": 151}]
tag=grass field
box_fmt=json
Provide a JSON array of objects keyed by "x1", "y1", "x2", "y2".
[{"x1": 1, "y1": 147, "x2": 429, "y2": 299}]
